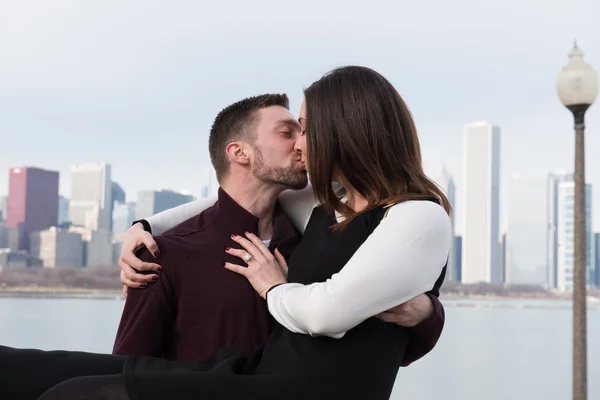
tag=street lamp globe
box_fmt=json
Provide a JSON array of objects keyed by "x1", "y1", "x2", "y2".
[{"x1": 557, "y1": 42, "x2": 598, "y2": 112}]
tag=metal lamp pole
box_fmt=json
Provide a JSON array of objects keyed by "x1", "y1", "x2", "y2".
[{"x1": 556, "y1": 42, "x2": 598, "y2": 400}]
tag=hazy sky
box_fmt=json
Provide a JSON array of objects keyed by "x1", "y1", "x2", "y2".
[{"x1": 2, "y1": 0, "x2": 600, "y2": 236}]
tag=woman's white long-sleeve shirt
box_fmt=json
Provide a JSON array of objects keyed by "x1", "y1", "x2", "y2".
[{"x1": 143, "y1": 188, "x2": 451, "y2": 339}]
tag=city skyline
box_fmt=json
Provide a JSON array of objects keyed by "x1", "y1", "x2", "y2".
[
  {"x1": 1, "y1": 154, "x2": 600, "y2": 289},
  {"x1": 0, "y1": 161, "x2": 200, "y2": 269}
]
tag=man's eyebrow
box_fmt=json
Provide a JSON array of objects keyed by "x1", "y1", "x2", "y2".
[{"x1": 275, "y1": 118, "x2": 301, "y2": 129}]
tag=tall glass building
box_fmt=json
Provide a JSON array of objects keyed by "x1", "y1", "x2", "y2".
[{"x1": 547, "y1": 172, "x2": 593, "y2": 291}]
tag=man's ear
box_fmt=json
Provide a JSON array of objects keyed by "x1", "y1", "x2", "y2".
[{"x1": 225, "y1": 142, "x2": 251, "y2": 166}]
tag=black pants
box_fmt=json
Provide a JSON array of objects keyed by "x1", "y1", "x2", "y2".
[
  {"x1": 0, "y1": 345, "x2": 126, "y2": 400},
  {"x1": 0, "y1": 345, "x2": 379, "y2": 400}
]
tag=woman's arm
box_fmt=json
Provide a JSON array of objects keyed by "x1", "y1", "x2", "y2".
[
  {"x1": 278, "y1": 182, "x2": 345, "y2": 232},
  {"x1": 144, "y1": 197, "x2": 216, "y2": 236},
  {"x1": 277, "y1": 185, "x2": 317, "y2": 233},
  {"x1": 266, "y1": 201, "x2": 452, "y2": 338},
  {"x1": 143, "y1": 183, "x2": 340, "y2": 235}
]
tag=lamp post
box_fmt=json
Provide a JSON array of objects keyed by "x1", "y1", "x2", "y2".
[{"x1": 556, "y1": 41, "x2": 598, "y2": 400}]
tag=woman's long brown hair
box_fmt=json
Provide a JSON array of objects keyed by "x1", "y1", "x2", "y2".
[{"x1": 304, "y1": 66, "x2": 451, "y2": 229}]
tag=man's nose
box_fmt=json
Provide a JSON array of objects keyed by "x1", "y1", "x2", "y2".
[{"x1": 293, "y1": 136, "x2": 304, "y2": 153}]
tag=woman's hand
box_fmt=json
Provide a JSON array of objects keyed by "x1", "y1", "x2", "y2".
[
  {"x1": 224, "y1": 232, "x2": 288, "y2": 299},
  {"x1": 118, "y1": 223, "x2": 163, "y2": 294}
]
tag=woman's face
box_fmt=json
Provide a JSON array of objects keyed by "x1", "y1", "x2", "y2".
[
  {"x1": 297, "y1": 99, "x2": 308, "y2": 168},
  {"x1": 299, "y1": 97, "x2": 344, "y2": 183}
]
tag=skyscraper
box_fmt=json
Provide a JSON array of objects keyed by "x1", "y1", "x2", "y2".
[
  {"x1": 7, "y1": 167, "x2": 60, "y2": 251},
  {"x1": 506, "y1": 173, "x2": 547, "y2": 285},
  {"x1": 0, "y1": 223, "x2": 8, "y2": 249},
  {"x1": 69, "y1": 163, "x2": 112, "y2": 231},
  {"x1": 455, "y1": 235, "x2": 462, "y2": 282},
  {"x1": 30, "y1": 227, "x2": 84, "y2": 268},
  {"x1": 0, "y1": 195, "x2": 7, "y2": 222},
  {"x1": 547, "y1": 173, "x2": 593, "y2": 291},
  {"x1": 434, "y1": 166, "x2": 456, "y2": 280},
  {"x1": 135, "y1": 190, "x2": 195, "y2": 221},
  {"x1": 111, "y1": 182, "x2": 126, "y2": 204},
  {"x1": 594, "y1": 232, "x2": 600, "y2": 289},
  {"x1": 86, "y1": 229, "x2": 113, "y2": 267},
  {"x1": 110, "y1": 182, "x2": 126, "y2": 232},
  {"x1": 461, "y1": 121, "x2": 501, "y2": 284},
  {"x1": 112, "y1": 202, "x2": 136, "y2": 238},
  {"x1": 547, "y1": 173, "x2": 562, "y2": 289},
  {"x1": 57, "y1": 196, "x2": 70, "y2": 226},
  {"x1": 500, "y1": 233, "x2": 507, "y2": 283}
]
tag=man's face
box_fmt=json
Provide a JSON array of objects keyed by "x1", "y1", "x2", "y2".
[{"x1": 250, "y1": 106, "x2": 308, "y2": 190}]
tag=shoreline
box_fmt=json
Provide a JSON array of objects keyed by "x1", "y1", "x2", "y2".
[
  {"x1": 0, "y1": 286, "x2": 122, "y2": 293},
  {"x1": 1, "y1": 286, "x2": 599, "y2": 303},
  {"x1": 0, "y1": 287, "x2": 123, "y2": 300}
]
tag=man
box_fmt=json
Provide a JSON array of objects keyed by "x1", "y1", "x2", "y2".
[{"x1": 114, "y1": 94, "x2": 445, "y2": 365}]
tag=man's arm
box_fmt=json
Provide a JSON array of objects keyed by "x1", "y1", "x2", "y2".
[
  {"x1": 400, "y1": 292, "x2": 445, "y2": 366},
  {"x1": 394, "y1": 263, "x2": 447, "y2": 367},
  {"x1": 113, "y1": 243, "x2": 176, "y2": 357}
]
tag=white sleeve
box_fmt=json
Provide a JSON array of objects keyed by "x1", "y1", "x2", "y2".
[
  {"x1": 146, "y1": 182, "x2": 344, "y2": 236},
  {"x1": 146, "y1": 197, "x2": 217, "y2": 236},
  {"x1": 278, "y1": 182, "x2": 345, "y2": 233},
  {"x1": 277, "y1": 186, "x2": 317, "y2": 233},
  {"x1": 266, "y1": 201, "x2": 452, "y2": 338}
]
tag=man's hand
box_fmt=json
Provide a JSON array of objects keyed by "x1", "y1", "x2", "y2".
[
  {"x1": 119, "y1": 223, "x2": 163, "y2": 296},
  {"x1": 375, "y1": 293, "x2": 433, "y2": 327}
]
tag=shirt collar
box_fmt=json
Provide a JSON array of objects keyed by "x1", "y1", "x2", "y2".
[{"x1": 212, "y1": 187, "x2": 300, "y2": 248}]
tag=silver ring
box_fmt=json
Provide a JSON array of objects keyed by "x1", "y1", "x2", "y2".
[{"x1": 243, "y1": 253, "x2": 252, "y2": 262}]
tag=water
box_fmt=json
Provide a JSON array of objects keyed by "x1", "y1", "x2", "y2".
[{"x1": 0, "y1": 295, "x2": 598, "y2": 400}]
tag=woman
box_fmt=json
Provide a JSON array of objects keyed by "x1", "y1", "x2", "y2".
[{"x1": 1, "y1": 66, "x2": 451, "y2": 400}]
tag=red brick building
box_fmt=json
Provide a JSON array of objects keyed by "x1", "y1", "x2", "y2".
[{"x1": 7, "y1": 167, "x2": 59, "y2": 251}]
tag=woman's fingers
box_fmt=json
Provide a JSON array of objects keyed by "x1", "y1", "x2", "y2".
[
  {"x1": 120, "y1": 250, "x2": 162, "y2": 273},
  {"x1": 243, "y1": 232, "x2": 273, "y2": 259},
  {"x1": 226, "y1": 247, "x2": 256, "y2": 264},
  {"x1": 119, "y1": 269, "x2": 149, "y2": 289},
  {"x1": 230, "y1": 234, "x2": 263, "y2": 262},
  {"x1": 274, "y1": 248, "x2": 288, "y2": 275},
  {"x1": 224, "y1": 262, "x2": 249, "y2": 277},
  {"x1": 140, "y1": 232, "x2": 161, "y2": 259},
  {"x1": 224, "y1": 240, "x2": 288, "y2": 299},
  {"x1": 119, "y1": 260, "x2": 159, "y2": 284}
]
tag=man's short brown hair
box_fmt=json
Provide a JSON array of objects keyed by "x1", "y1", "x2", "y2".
[{"x1": 209, "y1": 94, "x2": 289, "y2": 182}]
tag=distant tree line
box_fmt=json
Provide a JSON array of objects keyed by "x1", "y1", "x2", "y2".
[
  {"x1": 440, "y1": 280, "x2": 565, "y2": 297},
  {"x1": 0, "y1": 266, "x2": 122, "y2": 290}
]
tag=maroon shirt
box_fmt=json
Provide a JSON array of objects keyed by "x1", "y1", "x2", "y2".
[{"x1": 113, "y1": 188, "x2": 445, "y2": 365}]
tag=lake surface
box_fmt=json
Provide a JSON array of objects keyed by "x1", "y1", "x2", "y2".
[{"x1": 0, "y1": 295, "x2": 598, "y2": 400}]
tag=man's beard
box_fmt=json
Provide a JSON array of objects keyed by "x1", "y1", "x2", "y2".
[{"x1": 252, "y1": 147, "x2": 308, "y2": 190}]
